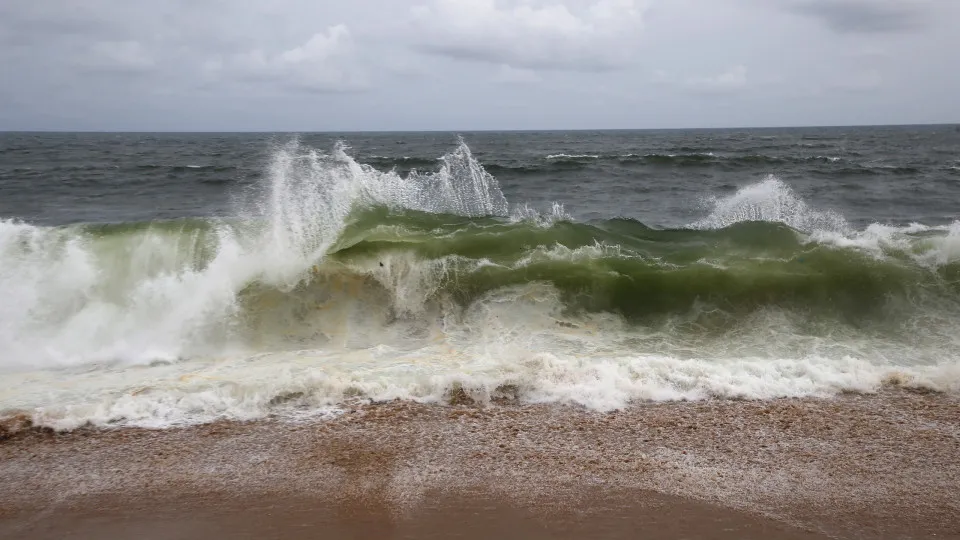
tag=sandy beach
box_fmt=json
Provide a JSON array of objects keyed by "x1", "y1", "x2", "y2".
[{"x1": 1, "y1": 387, "x2": 958, "y2": 539}]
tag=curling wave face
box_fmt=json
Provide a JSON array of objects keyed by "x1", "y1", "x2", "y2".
[{"x1": 1, "y1": 140, "x2": 958, "y2": 429}]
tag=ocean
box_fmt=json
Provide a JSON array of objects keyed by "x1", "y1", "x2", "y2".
[{"x1": 1, "y1": 126, "x2": 959, "y2": 430}]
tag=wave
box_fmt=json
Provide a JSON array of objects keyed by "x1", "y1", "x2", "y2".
[
  {"x1": 485, "y1": 153, "x2": 910, "y2": 171},
  {"x1": 0, "y1": 138, "x2": 506, "y2": 368},
  {"x1": 483, "y1": 163, "x2": 546, "y2": 175},
  {"x1": 619, "y1": 154, "x2": 886, "y2": 170},
  {"x1": 362, "y1": 153, "x2": 924, "y2": 177},
  {"x1": 297, "y1": 214, "x2": 960, "y2": 328},
  {"x1": 8, "y1": 205, "x2": 957, "y2": 330},
  {"x1": 546, "y1": 153, "x2": 601, "y2": 160},
  {"x1": 134, "y1": 164, "x2": 237, "y2": 173},
  {"x1": 1, "y1": 140, "x2": 958, "y2": 429},
  {"x1": 364, "y1": 155, "x2": 441, "y2": 169}
]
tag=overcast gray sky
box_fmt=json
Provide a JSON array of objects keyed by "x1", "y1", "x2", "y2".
[{"x1": 1, "y1": 0, "x2": 957, "y2": 131}]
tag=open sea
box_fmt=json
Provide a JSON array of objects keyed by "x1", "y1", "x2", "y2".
[{"x1": 1, "y1": 126, "x2": 959, "y2": 429}]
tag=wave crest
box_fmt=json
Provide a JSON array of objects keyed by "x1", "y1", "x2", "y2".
[{"x1": 690, "y1": 176, "x2": 849, "y2": 233}]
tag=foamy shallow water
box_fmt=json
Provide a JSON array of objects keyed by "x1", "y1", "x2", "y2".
[{"x1": 4, "y1": 316, "x2": 957, "y2": 431}]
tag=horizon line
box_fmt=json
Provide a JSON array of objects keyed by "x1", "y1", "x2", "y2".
[{"x1": 1, "y1": 122, "x2": 958, "y2": 134}]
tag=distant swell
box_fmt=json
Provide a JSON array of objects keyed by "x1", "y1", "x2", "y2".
[
  {"x1": 451, "y1": 153, "x2": 926, "y2": 174},
  {"x1": 365, "y1": 156, "x2": 441, "y2": 169},
  {"x1": 357, "y1": 152, "x2": 931, "y2": 176},
  {"x1": 135, "y1": 164, "x2": 237, "y2": 172}
]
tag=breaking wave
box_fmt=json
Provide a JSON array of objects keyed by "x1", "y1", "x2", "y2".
[{"x1": 1, "y1": 140, "x2": 958, "y2": 430}]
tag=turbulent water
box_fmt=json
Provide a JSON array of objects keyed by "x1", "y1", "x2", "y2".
[{"x1": 1, "y1": 127, "x2": 959, "y2": 429}]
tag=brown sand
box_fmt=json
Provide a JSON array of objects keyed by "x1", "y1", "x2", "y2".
[{"x1": 1, "y1": 388, "x2": 958, "y2": 539}]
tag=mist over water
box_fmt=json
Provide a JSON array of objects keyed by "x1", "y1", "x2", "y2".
[{"x1": 1, "y1": 128, "x2": 959, "y2": 429}]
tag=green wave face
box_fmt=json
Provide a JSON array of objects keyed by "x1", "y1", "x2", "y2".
[
  {"x1": 163, "y1": 205, "x2": 955, "y2": 365},
  {"x1": 324, "y1": 210, "x2": 958, "y2": 325},
  {"x1": 57, "y1": 207, "x2": 960, "y2": 338}
]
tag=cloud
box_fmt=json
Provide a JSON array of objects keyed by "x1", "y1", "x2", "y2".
[
  {"x1": 0, "y1": 0, "x2": 958, "y2": 130},
  {"x1": 687, "y1": 65, "x2": 748, "y2": 93},
  {"x1": 654, "y1": 65, "x2": 750, "y2": 94},
  {"x1": 842, "y1": 45, "x2": 889, "y2": 64},
  {"x1": 830, "y1": 69, "x2": 883, "y2": 92},
  {"x1": 789, "y1": 0, "x2": 929, "y2": 33},
  {"x1": 409, "y1": 0, "x2": 647, "y2": 71},
  {"x1": 0, "y1": 1, "x2": 146, "y2": 45},
  {"x1": 205, "y1": 25, "x2": 366, "y2": 93},
  {"x1": 494, "y1": 64, "x2": 542, "y2": 84},
  {"x1": 81, "y1": 41, "x2": 154, "y2": 74}
]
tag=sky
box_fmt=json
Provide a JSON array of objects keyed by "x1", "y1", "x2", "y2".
[{"x1": 1, "y1": 0, "x2": 958, "y2": 131}]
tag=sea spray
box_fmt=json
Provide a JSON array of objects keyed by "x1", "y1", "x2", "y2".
[
  {"x1": 691, "y1": 176, "x2": 849, "y2": 233},
  {"x1": 0, "y1": 138, "x2": 509, "y2": 370}
]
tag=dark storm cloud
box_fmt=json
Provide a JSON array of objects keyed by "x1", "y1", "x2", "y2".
[{"x1": 790, "y1": 0, "x2": 929, "y2": 33}]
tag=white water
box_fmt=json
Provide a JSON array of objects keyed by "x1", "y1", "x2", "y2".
[
  {"x1": 692, "y1": 176, "x2": 849, "y2": 233},
  {"x1": 1, "y1": 147, "x2": 959, "y2": 430},
  {"x1": 0, "y1": 139, "x2": 507, "y2": 371},
  {"x1": 694, "y1": 176, "x2": 960, "y2": 268}
]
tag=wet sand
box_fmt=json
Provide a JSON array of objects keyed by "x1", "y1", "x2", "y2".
[
  {"x1": 0, "y1": 490, "x2": 824, "y2": 540},
  {"x1": 1, "y1": 388, "x2": 958, "y2": 539}
]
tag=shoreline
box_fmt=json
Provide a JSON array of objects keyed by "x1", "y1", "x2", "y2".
[{"x1": 2, "y1": 389, "x2": 958, "y2": 538}]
